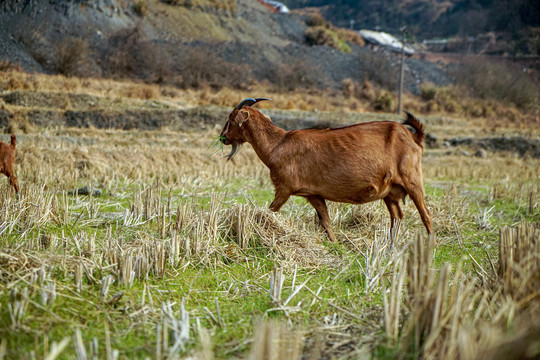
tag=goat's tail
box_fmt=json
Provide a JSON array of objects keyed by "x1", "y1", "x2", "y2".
[
  {"x1": 402, "y1": 111, "x2": 425, "y2": 148},
  {"x1": 10, "y1": 134, "x2": 16, "y2": 149}
]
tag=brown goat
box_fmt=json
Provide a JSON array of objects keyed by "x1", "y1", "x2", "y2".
[
  {"x1": 0, "y1": 134, "x2": 19, "y2": 194},
  {"x1": 220, "y1": 98, "x2": 433, "y2": 243}
]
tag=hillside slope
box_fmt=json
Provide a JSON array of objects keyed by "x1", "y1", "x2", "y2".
[
  {"x1": 0, "y1": 0, "x2": 298, "y2": 70},
  {"x1": 0, "y1": 0, "x2": 451, "y2": 94},
  {"x1": 285, "y1": 0, "x2": 540, "y2": 54}
]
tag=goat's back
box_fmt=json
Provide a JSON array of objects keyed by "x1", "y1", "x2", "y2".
[
  {"x1": 277, "y1": 121, "x2": 420, "y2": 161},
  {"x1": 268, "y1": 121, "x2": 423, "y2": 203}
]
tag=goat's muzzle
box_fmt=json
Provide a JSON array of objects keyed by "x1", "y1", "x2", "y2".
[{"x1": 221, "y1": 136, "x2": 230, "y2": 145}]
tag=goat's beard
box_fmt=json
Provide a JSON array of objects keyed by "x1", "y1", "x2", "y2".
[{"x1": 225, "y1": 142, "x2": 242, "y2": 161}]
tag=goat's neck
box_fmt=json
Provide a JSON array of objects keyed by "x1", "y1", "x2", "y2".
[{"x1": 245, "y1": 117, "x2": 286, "y2": 167}]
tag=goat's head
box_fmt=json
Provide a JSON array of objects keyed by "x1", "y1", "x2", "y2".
[{"x1": 220, "y1": 97, "x2": 271, "y2": 160}]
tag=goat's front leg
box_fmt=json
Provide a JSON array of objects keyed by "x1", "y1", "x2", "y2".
[
  {"x1": 269, "y1": 186, "x2": 291, "y2": 212},
  {"x1": 9, "y1": 174, "x2": 19, "y2": 194},
  {"x1": 306, "y1": 195, "x2": 337, "y2": 242},
  {"x1": 4, "y1": 166, "x2": 19, "y2": 195}
]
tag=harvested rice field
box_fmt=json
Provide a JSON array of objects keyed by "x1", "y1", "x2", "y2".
[{"x1": 0, "y1": 71, "x2": 539, "y2": 359}]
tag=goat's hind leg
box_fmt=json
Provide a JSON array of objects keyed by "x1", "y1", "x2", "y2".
[
  {"x1": 383, "y1": 197, "x2": 403, "y2": 246},
  {"x1": 408, "y1": 188, "x2": 432, "y2": 234},
  {"x1": 306, "y1": 195, "x2": 336, "y2": 242},
  {"x1": 402, "y1": 180, "x2": 435, "y2": 244}
]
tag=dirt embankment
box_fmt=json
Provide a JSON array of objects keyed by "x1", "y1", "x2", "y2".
[
  {"x1": 3, "y1": 89, "x2": 538, "y2": 158},
  {"x1": 1, "y1": 89, "x2": 350, "y2": 131},
  {"x1": 448, "y1": 137, "x2": 540, "y2": 158},
  {"x1": 0, "y1": 90, "x2": 227, "y2": 131}
]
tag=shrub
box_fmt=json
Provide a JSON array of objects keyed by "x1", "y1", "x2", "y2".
[
  {"x1": 467, "y1": 104, "x2": 484, "y2": 117},
  {"x1": 443, "y1": 100, "x2": 459, "y2": 113},
  {"x1": 14, "y1": 21, "x2": 100, "y2": 78},
  {"x1": 342, "y1": 78, "x2": 357, "y2": 98},
  {"x1": 424, "y1": 100, "x2": 440, "y2": 113},
  {"x1": 360, "y1": 80, "x2": 377, "y2": 102},
  {"x1": 305, "y1": 27, "x2": 333, "y2": 47},
  {"x1": 419, "y1": 85, "x2": 465, "y2": 114},
  {"x1": 177, "y1": 46, "x2": 252, "y2": 90},
  {"x1": 373, "y1": 91, "x2": 395, "y2": 112},
  {"x1": 306, "y1": 13, "x2": 326, "y2": 27},
  {"x1": 304, "y1": 12, "x2": 357, "y2": 53},
  {"x1": 105, "y1": 26, "x2": 173, "y2": 83},
  {"x1": 341, "y1": 78, "x2": 381, "y2": 104},
  {"x1": 358, "y1": 51, "x2": 397, "y2": 91},
  {"x1": 133, "y1": 0, "x2": 148, "y2": 16},
  {"x1": 336, "y1": 28, "x2": 365, "y2": 46},
  {"x1": 118, "y1": 84, "x2": 159, "y2": 99},
  {"x1": 420, "y1": 83, "x2": 437, "y2": 101},
  {"x1": 268, "y1": 61, "x2": 321, "y2": 92},
  {"x1": 16, "y1": 27, "x2": 54, "y2": 71},
  {"x1": 55, "y1": 37, "x2": 101, "y2": 78},
  {"x1": 305, "y1": 27, "x2": 351, "y2": 52},
  {"x1": 452, "y1": 57, "x2": 540, "y2": 110},
  {"x1": 0, "y1": 61, "x2": 22, "y2": 72}
]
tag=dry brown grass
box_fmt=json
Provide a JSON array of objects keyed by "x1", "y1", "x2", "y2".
[
  {"x1": 377, "y1": 224, "x2": 540, "y2": 360},
  {"x1": 0, "y1": 68, "x2": 538, "y2": 359},
  {"x1": 0, "y1": 70, "x2": 181, "y2": 102},
  {"x1": 498, "y1": 224, "x2": 540, "y2": 302},
  {"x1": 248, "y1": 321, "x2": 303, "y2": 360},
  {"x1": 0, "y1": 123, "x2": 538, "y2": 358},
  {"x1": 1, "y1": 68, "x2": 538, "y2": 129}
]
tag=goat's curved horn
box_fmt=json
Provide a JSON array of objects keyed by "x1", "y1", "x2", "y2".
[{"x1": 235, "y1": 97, "x2": 272, "y2": 109}]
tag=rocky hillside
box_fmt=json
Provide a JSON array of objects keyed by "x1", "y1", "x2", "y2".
[
  {"x1": 286, "y1": 0, "x2": 540, "y2": 55},
  {"x1": 0, "y1": 0, "x2": 452, "y2": 95}
]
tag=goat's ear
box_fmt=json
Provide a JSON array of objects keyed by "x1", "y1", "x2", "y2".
[{"x1": 235, "y1": 110, "x2": 250, "y2": 127}]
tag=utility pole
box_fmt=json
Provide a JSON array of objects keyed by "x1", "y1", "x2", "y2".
[{"x1": 397, "y1": 27, "x2": 408, "y2": 114}]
